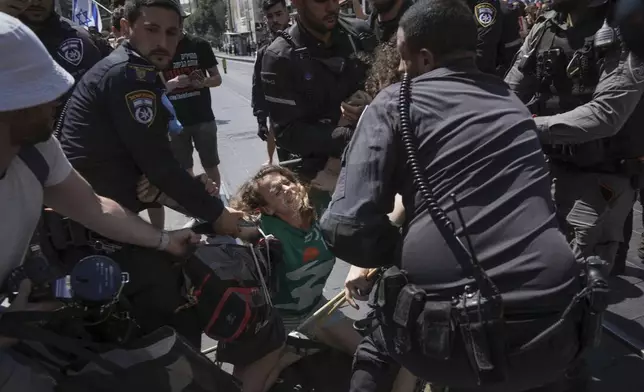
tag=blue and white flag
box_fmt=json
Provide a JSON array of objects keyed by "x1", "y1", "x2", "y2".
[{"x1": 72, "y1": 0, "x2": 102, "y2": 31}]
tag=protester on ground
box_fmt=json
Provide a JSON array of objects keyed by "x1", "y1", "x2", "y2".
[
  {"x1": 0, "y1": 13, "x2": 199, "y2": 391},
  {"x1": 224, "y1": 165, "x2": 364, "y2": 392}
]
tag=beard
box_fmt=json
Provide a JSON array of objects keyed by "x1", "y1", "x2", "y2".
[{"x1": 10, "y1": 123, "x2": 53, "y2": 146}]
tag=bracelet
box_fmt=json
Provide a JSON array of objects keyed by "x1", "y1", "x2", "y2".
[{"x1": 156, "y1": 230, "x2": 170, "y2": 251}]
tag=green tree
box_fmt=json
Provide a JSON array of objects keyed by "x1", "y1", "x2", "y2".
[{"x1": 185, "y1": 0, "x2": 228, "y2": 42}]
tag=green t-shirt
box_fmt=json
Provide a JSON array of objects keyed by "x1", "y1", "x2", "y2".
[{"x1": 260, "y1": 214, "x2": 335, "y2": 325}]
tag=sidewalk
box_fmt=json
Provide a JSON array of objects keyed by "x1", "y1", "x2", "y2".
[{"x1": 213, "y1": 51, "x2": 256, "y2": 64}]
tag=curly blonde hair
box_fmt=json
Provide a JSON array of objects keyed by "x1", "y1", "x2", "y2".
[{"x1": 231, "y1": 165, "x2": 316, "y2": 225}]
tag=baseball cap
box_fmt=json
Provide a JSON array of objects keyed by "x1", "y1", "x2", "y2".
[{"x1": 0, "y1": 12, "x2": 74, "y2": 112}]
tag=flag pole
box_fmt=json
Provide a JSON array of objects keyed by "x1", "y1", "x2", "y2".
[{"x1": 92, "y1": 0, "x2": 113, "y2": 14}]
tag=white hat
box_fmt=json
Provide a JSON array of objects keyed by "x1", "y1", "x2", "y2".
[{"x1": 0, "y1": 12, "x2": 74, "y2": 112}]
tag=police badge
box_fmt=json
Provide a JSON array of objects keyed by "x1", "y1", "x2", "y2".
[
  {"x1": 57, "y1": 38, "x2": 84, "y2": 67},
  {"x1": 474, "y1": 3, "x2": 497, "y2": 28},
  {"x1": 125, "y1": 90, "x2": 157, "y2": 127}
]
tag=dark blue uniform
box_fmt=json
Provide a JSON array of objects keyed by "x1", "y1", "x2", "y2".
[
  {"x1": 58, "y1": 41, "x2": 224, "y2": 346},
  {"x1": 31, "y1": 15, "x2": 104, "y2": 83},
  {"x1": 59, "y1": 41, "x2": 224, "y2": 222},
  {"x1": 321, "y1": 57, "x2": 583, "y2": 391},
  {"x1": 260, "y1": 16, "x2": 375, "y2": 177}
]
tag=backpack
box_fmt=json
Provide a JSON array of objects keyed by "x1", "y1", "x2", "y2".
[{"x1": 182, "y1": 236, "x2": 283, "y2": 343}]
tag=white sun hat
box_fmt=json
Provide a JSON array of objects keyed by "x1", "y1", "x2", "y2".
[{"x1": 0, "y1": 12, "x2": 74, "y2": 112}]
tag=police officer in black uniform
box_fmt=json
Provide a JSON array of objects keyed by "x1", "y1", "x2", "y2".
[
  {"x1": 467, "y1": 0, "x2": 503, "y2": 74},
  {"x1": 20, "y1": 0, "x2": 104, "y2": 83},
  {"x1": 497, "y1": 0, "x2": 523, "y2": 76},
  {"x1": 260, "y1": 0, "x2": 376, "y2": 204},
  {"x1": 504, "y1": 0, "x2": 644, "y2": 275},
  {"x1": 368, "y1": 0, "x2": 414, "y2": 43},
  {"x1": 57, "y1": 0, "x2": 243, "y2": 347},
  {"x1": 252, "y1": 0, "x2": 290, "y2": 159},
  {"x1": 321, "y1": 0, "x2": 593, "y2": 390}
]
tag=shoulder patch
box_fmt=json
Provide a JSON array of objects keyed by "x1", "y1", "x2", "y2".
[
  {"x1": 57, "y1": 37, "x2": 84, "y2": 66},
  {"x1": 125, "y1": 90, "x2": 157, "y2": 126},
  {"x1": 474, "y1": 2, "x2": 497, "y2": 28},
  {"x1": 629, "y1": 54, "x2": 644, "y2": 84},
  {"x1": 126, "y1": 64, "x2": 158, "y2": 83}
]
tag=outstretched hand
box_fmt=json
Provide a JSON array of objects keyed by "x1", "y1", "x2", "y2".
[{"x1": 165, "y1": 229, "x2": 202, "y2": 257}]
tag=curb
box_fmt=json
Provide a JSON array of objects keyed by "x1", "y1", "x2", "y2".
[{"x1": 214, "y1": 52, "x2": 256, "y2": 64}]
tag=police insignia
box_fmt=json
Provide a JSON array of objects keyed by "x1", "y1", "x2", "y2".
[
  {"x1": 125, "y1": 90, "x2": 157, "y2": 126},
  {"x1": 126, "y1": 64, "x2": 157, "y2": 83},
  {"x1": 57, "y1": 38, "x2": 84, "y2": 67},
  {"x1": 629, "y1": 54, "x2": 644, "y2": 84},
  {"x1": 474, "y1": 3, "x2": 497, "y2": 28}
]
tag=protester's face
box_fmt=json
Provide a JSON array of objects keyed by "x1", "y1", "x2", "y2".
[
  {"x1": 1, "y1": 101, "x2": 58, "y2": 147},
  {"x1": 396, "y1": 28, "x2": 433, "y2": 78},
  {"x1": 22, "y1": 0, "x2": 53, "y2": 24},
  {"x1": 265, "y1": 3, "x2": 289, "y2": 33},
  {"x1": 0, "y1": 0, "x2": 31, "y2": 17},
  {"x1": 124, "y1": 6, "x2": 181, "y2": 70},
  {"x1": 295, "y1": 0, "x2": 340, "y2": 34},
  {"x1": 370, "y1": 0, "x2": 397, "y2": 13},
  {"x1": 257, "y1": 172, "x2": 306, "y2": 227}
]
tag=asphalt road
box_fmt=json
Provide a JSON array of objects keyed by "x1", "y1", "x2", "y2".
[{"x1": 152, "y1": 57, "x2": 644, "y2": 389}]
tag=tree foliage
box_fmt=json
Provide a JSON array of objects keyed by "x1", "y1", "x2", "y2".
[{"x1": 184, "y1": 0, "x2": 228, "y2": 42}]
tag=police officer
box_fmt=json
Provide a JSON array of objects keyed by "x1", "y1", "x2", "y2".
[
  {"x1": 20, "y1": 0, "x2": 104, "y2": 83},
  {"x1": 321, "y1": 0, "x2": 588, "y2": 390},
  {"x1": 252, "y1": 0, "x2": 290, "y2": 163},
  {"x1": 497, "y1": 0, "x2": 524, "y2": 76},
  {"x1": 260, "y1": 0, "x2": 376, "y2": 208},
  {"x1": 57, "y1": 0, "x2": 243, "y2": 347},
  {"x1": 368, "y1": 0, "x2": 414, "y2": 43},
  {"x1": 467, "y1": 0, "x2": 503, "y2": 74},
  {"x1": 504, "y1": 0, "x2": 644, "y2": 274}
]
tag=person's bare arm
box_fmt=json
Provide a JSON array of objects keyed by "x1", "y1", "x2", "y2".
[
  {"x1": 204, "y1": 66, "x2": 222, "y2": 88},
  {"x1": 43, "y1": 169, "x2": 164, "y2": 249}
]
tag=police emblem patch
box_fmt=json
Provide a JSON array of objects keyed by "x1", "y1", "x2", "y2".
[
  {"x1": 474, "y1": 3, "x2": 497, "y2": 28},
  {"x1": 629, "y1": 54, "x2": 644, "y2": 84},
  {"x1": 57, "y1": 38, "x2": 84, "y2": 67},
  {"x1": 125, "y1": 90, "x2": 157, "y2": 126},
  {"x1": 126, "y1": 64, "x2": 157, "y2": 83}
]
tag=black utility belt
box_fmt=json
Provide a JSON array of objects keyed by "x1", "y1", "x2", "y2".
[
  {"x1": 367, "y1": 264, "x2": 609, "y2": 385},
  {"x1": 40, "y1": 209, "x2": 122, "y2": 254}
]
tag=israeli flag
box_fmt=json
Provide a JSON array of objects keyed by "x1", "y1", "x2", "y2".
[{"x1": 72, "y1": 0, "x2": 102, "y2": 31}]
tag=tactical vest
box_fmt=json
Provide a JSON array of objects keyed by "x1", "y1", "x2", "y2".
[{"x1": 522, "y1": 14, "x2": 617, "y2": 167}]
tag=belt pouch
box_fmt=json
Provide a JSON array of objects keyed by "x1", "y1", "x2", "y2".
[
  {"x1": 391, "y1": 285, "x2": 424, "y2": 354},
  {"x1": 418, "y1": 300, "x2": 454, "y2": 360},
  {"x1": 457, "y1": 298, "x2": 508, "y2": 385}
]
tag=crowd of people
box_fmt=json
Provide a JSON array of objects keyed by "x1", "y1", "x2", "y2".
[{"x1": 1, "y1": 0, "x2": 644, "y2": 391}]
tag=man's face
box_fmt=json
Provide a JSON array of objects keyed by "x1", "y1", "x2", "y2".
[
  {"x1": 124, "y1": 6, "x2": 181, "y2": 70},
  {"x1": 21, "y1": 0, "x2": 53, "y2": 24},
  {"x1": 295, "y1": 0, "x2": 340, "y2": 34},
  {"x1": 0, "y1": 0, "x2": 31, "y2": 17},
  {"x1": 1, "y1": 101, "x2": 58, "y2": 147},
  {"x1": 264, "y1": 2, "x2": 289, "y2": 33},
  {"x1": 396, "y1": 28, "x2": 429, "y2": 78},
  {"x1": 370, "y1": 0, "x2": 397, "y2": 13}
]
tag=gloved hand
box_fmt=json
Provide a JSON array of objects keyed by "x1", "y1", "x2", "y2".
[{"x1": 257, "y1": 122, "x2": 269, "y2": 141}]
